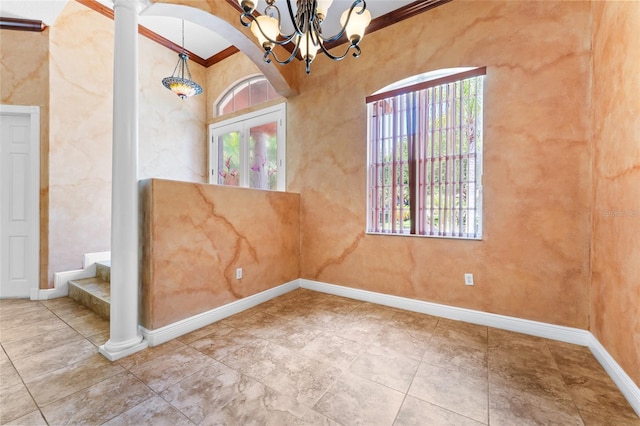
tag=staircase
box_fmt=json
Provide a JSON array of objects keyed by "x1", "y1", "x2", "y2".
[{"x1": 68, "y1": 261, "x2": 111, "y2": 319}]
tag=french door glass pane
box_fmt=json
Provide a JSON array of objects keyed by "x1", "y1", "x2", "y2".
[
  {"x1": 217, "y1": 131, "x2": 241, "y2": 186},
  {"x1": 248, "y1": 121, "x2": 278, "y2": 190}
]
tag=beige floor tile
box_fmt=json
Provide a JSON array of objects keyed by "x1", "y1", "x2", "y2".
[
  {"x1": 431, "y1": 318, "x2": 488, "y2": 352},
  {"x1": 547, "y1": 340, "x2": 612, "y2": 382},
  {"x1": 0, "y1": 300, "x2": 47, "y2": 314},
  {"x1": 371, "y1": 326, "x2": 431, "y2": 360},
  {"x1": 41, "y1": 297, "x2": 94, "y2": 319},
  {"x1": 12, "y1": 338, "x2": 97, "y2": 381},
  {"x1": 348, "y1": 302, "x2": 399, "y2": 324},
  {"x1": 230, "y1": 311, "x2": 300, "y2": 340},
  {"x1": 0, "y1": 353, "x2": 23, "y2": 393},
  {"x1": 25, "y1": 353, "x2": 125, "y2": 406},
  {"x1": 488, "y1": 328, "x2": 548, "y2": 349},
  {"x1": 294, "y1": 409, "x2": 342, "y2": 425},
  {"x1": 389, "y1": 309, "x2": 439, "y2": 331},
  {"x1": 129, "y1": 344, "x2": 216, "y2": 393},
  {"x1": 40, "y1": 372, "x2": 154, "y2": 425},
  {"x1": 395, "y1": 395, "x2": 486, "y2": 426},
  {"x1": 256, "y1": 347, "x2": 342, "y2": 407},
  {"x1": 103, "y1": 395, "x2": 193, "y2": 426},
  {"x1": 348, "y1": 347, "x2": 420, "y2": 393},
  {"x1": 422, "y1": 339, "x2": 488, "y2": 375},
  {"x1": 0, "y1": 309, "x2": 59, "y2": 334},
  {"x1": 118, "y1": 339, "x2": 185, "y2": 370},
  {"x1": 409, "y1": 361, "x2": 488, "y2": 423},
  {"x1": 490, "y1": 361, "x2": 572, "y2": 403},
  {"x1": 86, "y1": 328, "x2": 111, "y2": 347},
  {"x1": 64, "y1": 311, "x2": 110, "y2": 338},
  {"x1": 160, "y1": 361, "x2": 250, "y2": 424},
  {"x1": 176, "y1": 321, "x2": 230, "y2": 344},
  {"x1": 204, "y1": 378, "x2": 311, "y2": 426},
  {"x1": 314, "y1": 372, "x2": 405, "y2": 425},
  {"x1": 299, "y1": 332, "x2": 362, "y2": 370},
  {"x1": 331, "y1": 318, "x2": 384, "y2": 346},
  {"x1": 489, "y1": 383, "x2": 583, "y2": 426},
  {"x1": 189, "y1": 326, "x2": 255, "y2": 360},
  {"x1": 579, "y1": 407, "x2": 640, "y2": 426},
  {"x1": 0, "y1": 317, "x2": 69, "y2": 345},
  {"x1": 1, "y1": 326, "x2": 83, "y2": 361},
  {"x1": 489, "y1": 331, "x2": 557, "y2": 373},
  {"x1": 220, "y1": 339, "x2": 286, "y2": 378},
  {"x1": 0, "y1": 382, "x2": 38, "y2": 424},
  {"x1": 1, "y1": 409, "x2": 47, "y2": 426},
  {"x1": 266, "y1": 321, "x2": 323, "y2": 350},
  {"x1": 2, "y1": 293, "x2": 638, "y2": 425},
  {"x1": 217, "y1": 305, "x2": 272, "y2": 328},
  {"x1": 562, "y1": 374, "x2": 640, "y2": 422}
]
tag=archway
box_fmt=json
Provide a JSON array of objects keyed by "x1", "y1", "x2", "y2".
[{"x1": 144, "y1": 1, "x2": 299, "y2": 97}]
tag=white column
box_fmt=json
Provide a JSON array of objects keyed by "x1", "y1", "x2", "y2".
[{"x1": 99, "y1": 0, "x2": 148, "y2": 361}]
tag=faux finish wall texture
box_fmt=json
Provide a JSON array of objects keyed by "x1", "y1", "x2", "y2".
[
  {"x1": 141, "y1": 179, "x2": 300, "y2": 329},
  {"x1": 288, "y1": 1, "x2": 592, "y2": 329},
  {"x1": 590, "y1": 1, "x2": 640, "y2": 387},
  {"x1": 47, "y1": 1, "x2": 207, "y2": 285},
  {"x1": 0, "y1": 29, "x2": 50, "y2": 288}
]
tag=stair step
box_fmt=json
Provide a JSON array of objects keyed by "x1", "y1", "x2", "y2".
[
  {"x1": 68, "y1": 277, "x2": 110, "y2": 319},
  {"x1": 96, "y1": 261, "x2": 111, "y2": 283}
]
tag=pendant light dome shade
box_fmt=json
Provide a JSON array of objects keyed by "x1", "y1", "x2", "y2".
[{"x1": 162, "y1": 21, "x2": 202, "y2": 99}]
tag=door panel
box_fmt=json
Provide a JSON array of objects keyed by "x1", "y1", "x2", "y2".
[{"x1": 1, "y1": 108, "x2": 39, "y2": 298}]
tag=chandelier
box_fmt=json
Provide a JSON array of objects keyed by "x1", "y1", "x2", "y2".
[
  {"x1": 238, "y1": 0, "x2": 371, "y2": 74},
  {"x1": 162, "y1": 20, "x2": 203, "y2": 99}
]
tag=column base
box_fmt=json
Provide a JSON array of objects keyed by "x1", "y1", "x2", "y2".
[{"x1": 99, "y1": 335, "x2": 148, "y2": 361}]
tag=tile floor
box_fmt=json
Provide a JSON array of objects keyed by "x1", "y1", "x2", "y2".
[{"x1": 1, "y1": 289, "x2": 639, "y2": 425}]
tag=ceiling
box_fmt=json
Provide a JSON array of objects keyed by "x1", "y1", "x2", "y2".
[{"x1": 0, "y1": 0, "x2": 419, "y2": 64}]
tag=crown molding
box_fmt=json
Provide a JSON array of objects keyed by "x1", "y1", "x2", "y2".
[
  {"x1": 0, "y1": 17, "x2": 47, "y2": 32},
  {"x1": 75, "y1": 0, "x2": 207, "y2": 67},
  {"x1": 76, "y1": 0, "x2": 452, "y2": 68}
]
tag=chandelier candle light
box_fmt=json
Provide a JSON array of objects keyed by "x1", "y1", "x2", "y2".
[
  {"x1": 238, "y1": 0, "x2": 371, "y2": 74},
  {"x1": 162, "y1": 20, "x2": 203, "y2": 99}
]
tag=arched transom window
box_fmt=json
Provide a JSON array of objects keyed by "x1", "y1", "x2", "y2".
[{"x1": 216, "y1": 75, "x2": 281, "y2": 116}]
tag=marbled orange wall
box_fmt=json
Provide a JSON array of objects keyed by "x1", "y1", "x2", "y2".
[
  {"x1": 590, "y1": 1, "x2": 640, "y2": 387},
  {"x1": 285, "y1": 1, "x2": 593, "y2": 328},
  {"x1": 0, "y1": 28, "x2": 50, "y2": 288},
  {"x1": 47, "y1": 1, "x2": 207, "y2": 285},
  {"x1": 140, "y1": 178, "x2": 300, "y2": 329}
]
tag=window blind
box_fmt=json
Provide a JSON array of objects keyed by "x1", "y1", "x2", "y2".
[{"x1": 367, "y1": 67, "x2": 485, "y2": 239}]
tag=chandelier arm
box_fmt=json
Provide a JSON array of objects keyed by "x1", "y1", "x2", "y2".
[
  {"x1": 263, "y1": 39, "x2": 301, "y2": 66},
  {"x1": 317, "y1": 41, "x2": 359, "y2": 61},
  {"x1": 317, "y1": 0, "x2": 366, "y2": 44},
  {"x1": 239, "y1": 13, "x2": 253, "y2": 28}
]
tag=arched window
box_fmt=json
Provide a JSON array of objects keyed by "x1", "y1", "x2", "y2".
[{"x1": 216, "y1": 75, "x2": 281, "y2": 116}]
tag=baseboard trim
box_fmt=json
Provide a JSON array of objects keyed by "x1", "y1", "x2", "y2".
[
  {"x1": 588, "y1": 334, "x2": 640, "y2": 416},
  {"x1": 38, "y1": 251, "x2": 111, "y2": 300},
  {"x1": 38, "y1": 267, "x2": 95, "y2": 300},
  {"x1": 83, "y1": 251, "x2": 110, "y2": 268},
  {"x1": 140, "y1": 280, "x2": 299, "y2": 346},
  {"x1": 300, "y1": 279, "x2": 591, "y2": 345},
  {"x1": 299, "y1": 278, "x2": 639, "y2": 416}
]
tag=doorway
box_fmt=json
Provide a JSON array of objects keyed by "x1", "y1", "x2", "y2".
[{"x1": 0, "y1": 105, "x2": 40, "y2": 298}]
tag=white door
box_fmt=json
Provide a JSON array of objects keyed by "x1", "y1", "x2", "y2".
[{"x1": 0, "y1": 105, "x2": 40, "y2": 299}]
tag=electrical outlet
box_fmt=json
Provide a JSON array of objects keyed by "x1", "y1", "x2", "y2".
[
  {"x1": 464, "y1": 273, "x2": 474, "y2": 286},
  {"x1": 236, "y1": 268, "x2": 243, "y2": 279}
]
